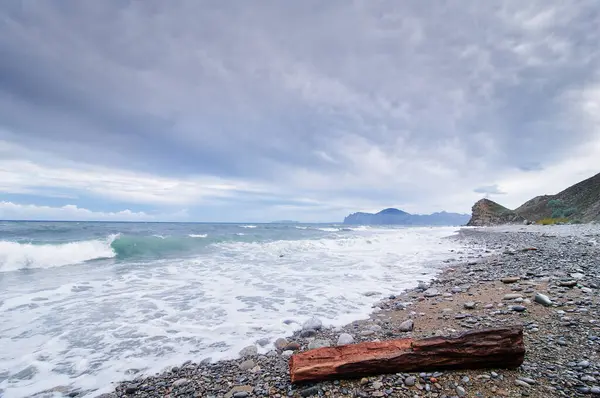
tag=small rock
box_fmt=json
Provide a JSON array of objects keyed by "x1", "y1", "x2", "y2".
[
  {"x1": 558, "y1": 280, "x2": 577, "y2": 287},
  {"x1": 501, "y1": 277, "x2": 520, "y2": 284},
  {"x1": 300, "y1": 329, "x2": 317, "y2": 338},
  {"x1": 125, "y1": 385, "x2": 138, "y2": 394},
  {"x1": 456, "y1": 386, "x2": 466, "y2": 396},
  {"x1": 372, "y1": 381, "x2": 383, "y2": 389},
  {"x1": 225, "y1": 386, "x2": 253, "y2": 398},
  {"x1": 281, "y1": 350, "x2": 294, "y2": 358},
  {"x1": 302, "y1": 317, "x2": 323, "y2": 331},
  {"x1": 571, "y1": 272, "x2": 585, "y2": 279},
  {"x1": 256, "y1": 338, "x2": 270, "y2": 348},
  {"x1": 274, "y1": 338, "x2": 288, "y2": 350},
  {"x1": 534, "y1": 293, "x2": 552, "y2": 306},
  {"x1": 423, "y1": 288, "x2": 439, "y2": 297},
  {"x1": 360, "y1": 330, "x2": 375, "y2": 336},
  {"x1": 299, "y1": 386, "x2": 320, "y2": 397},
  {"x1": 404, "y1": 376, "x2": 416, "y2": 386},
  {"x1": 518, "y1": 377, "x2": 536, "y2": 385},
  {"x1": 283, "y1": 342, "x2": 300, "y2": 351},
  {"x1": 337, "y1": 333, "x2": 355, "y2": 345},
  {"x1": 398, "y1": 319, "x2": 414, "y2": 332},
  {"x1": 464, "y1": 302, "x2": 476, "y2": 309},
  {"x1": 172, "y1": 378, "x2": 190, "y2": 387},
  {"x1": 239, "y1": 359, "x2": 255, "y2": 371},
  {"x1": 511, "y1": 305, "x2": 527, "y2": 312},
  {"x1": 308, "y1": 339, "x2": 331, "y2": 349},
  {"x1": 238, "y1": 345, "x2": 257, "y2": 358},
  {"x1": 364, "y1": 291, "x2": 380, "y2": 297},
  {"x1": 503, "y1": 294, "x2": 523, "y2": 300},
  {"x1": 515, "y1": 379, "x2": 530, "y2": 388}
]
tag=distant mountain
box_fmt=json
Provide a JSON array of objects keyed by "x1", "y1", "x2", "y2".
[
  {"x1": 467, "y1": 171, "x2": 600, "y2": 226},
  {"x1": 343, "y1": 208, "x2": 470, "y2": 226}
]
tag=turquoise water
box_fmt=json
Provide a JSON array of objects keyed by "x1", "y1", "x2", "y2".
[{"x1": 0, "y1": 221, "x2": 476, "y2": 397}]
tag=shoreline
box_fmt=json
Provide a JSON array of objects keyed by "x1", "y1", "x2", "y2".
[{"x1": 78, "y1": 226, "x2": 600, "y2": 397}]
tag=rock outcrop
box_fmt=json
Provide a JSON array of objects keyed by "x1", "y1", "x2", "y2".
[
  {"x1": 466, "y1": 199, "x2": 524, "y2": 226},
  {"x1": 467, "y1": 171, "x2": 600, "y2": 226}
]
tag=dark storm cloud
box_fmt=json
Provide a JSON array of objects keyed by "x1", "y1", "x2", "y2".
[{"x1": 1, "y1": 0, "x2": 600, "y2": 218}]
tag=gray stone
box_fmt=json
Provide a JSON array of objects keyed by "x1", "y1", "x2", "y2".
[
  {"x1": 256, "y1": 337, "x2": 270, "y2": 347},
  {"x1": 300, "y1": 329, "x2": 317, "y2": 338},
  {"x1": 464, "y1": 302, "x2": 476, "y2": 309},
  {"x1": 372, "y1": 381, "x2": 383, "y2": 389},
  {"x1": 534, "y1": 292, "x2": 552, "y2": 306},
  {"x1": 511, "y1": 305, "x2": 527, "y2": 312},
  {"x1": 398, "y1": 319, "x2": 414, "y2": 332},
  {"x1": 238, "y1": 345, "x2": 257, "y2": 358},
  {"x1": 501, "y1": 277, "x2": 520, "y2": 283},
  {"x1": 281, "y1": 350, "x2": 294, "y2": 358},
  {"x1": 337, "y1": 333, "x2": 354, "y2": 346},
  {"x1": 360, "y1": 330, "x2": 375, "y2": 336},
  {"x1": 503, "y1": 293, "x2": 523, "y2": 300},
  {"x1": 451, "y1": 286, "x2": 463, "y2": 293},
  {"x1": 404, "y1": 376, "x2": 416, "y2": 386},
  {"x1": 171, "y1": 378, "x2": 190, "y2": 387},
  {"x1": 456, "y1": 386, "x2": 466, "y2": 396},
  {"x1": 518, "y1": 377, "x2": 536, "y2": 385},
  {"x1": 239, "y1": 359, "x2": 255, "y2": 371},
  {"x1": 515, "y1": 379, "x2": 530, "y2": 388},
  {"x1": 299, "y1": 386, "x2": 320, "y2": 397},
  {"x1": 369, "y1": 324, "x2": 382, "y2": 332},
  {"x1": 274, "y1": 337, "x2": 288, "y2": 350},
  {"x1": 302, "y1": 317, "x2": 323, "y2": 331},
  {"x1": 559, "y1": 280, "x2": 577, "y2": 287},
  {"x1": 423, "y1": 288, "x2": 440, "y2": 297},
  {"x1": 590, "y1": 386, "x2": 600, "y2": 394},
  {"x1": 364, "y1": 291, "x2": 380, "y2": 297},
  {"x1": 308, "y1": 339, "x2": 331, "y2": 350},
  {"x1": 578, "y1": 360, "x2": 591, "y2": 368}
]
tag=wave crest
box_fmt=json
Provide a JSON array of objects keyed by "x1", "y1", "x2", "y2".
[{"x1": 0, "y1": 235, "x2": 118, "y2": 272}]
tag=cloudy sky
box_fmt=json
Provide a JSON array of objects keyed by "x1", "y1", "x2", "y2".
[{"x1": 1, "y1": 1, "x2": 599, "y2": 222}]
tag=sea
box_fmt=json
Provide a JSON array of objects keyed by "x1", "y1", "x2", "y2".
[{"x1": 0, "y1": 221, "x2": 483, "y2": 397}]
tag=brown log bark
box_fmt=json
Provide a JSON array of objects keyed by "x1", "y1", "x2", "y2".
[{"x1": 289, "y1": 327, "x2": 524, "y2": 383}]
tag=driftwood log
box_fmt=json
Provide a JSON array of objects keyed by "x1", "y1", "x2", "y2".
[{"x1": 290, "y1": 327, "x2": 524, "y2": 383}]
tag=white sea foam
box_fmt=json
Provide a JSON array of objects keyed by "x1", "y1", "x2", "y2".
[
  {"x1": 188, "y1": 234, "x2": 208, "y2": 238},
  {"x1": 315, "y1": 227, "x2": 340, "y2": 232},
  {"x1": 240, "y1": 225, "x2": 257, "y2": 228},
  {"x1": 0, "y1": 226, "x2": 484, "y2": 398},
  {"x1": 294, "y1": 226, "x2": 308, "y2": 230},
  {"x1": 0, "y1": 235, "x2": 118, "y2": 272}
]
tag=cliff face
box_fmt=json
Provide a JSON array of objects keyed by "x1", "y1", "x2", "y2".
[
  {"x1": 466, "y1": 199, "x2": 524, "y2": 226},
  {"x1": 343, "y1": 208, "x2": 470, "y2": 226},
  {"x1": 467, "y1": 171, "x2": 600, "y2": 226}
]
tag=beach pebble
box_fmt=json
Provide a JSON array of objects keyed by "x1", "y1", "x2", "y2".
[
  {"x1": 281, "y1": 350, "x2": 294, "y2": 358},
  {"x1": 238, "y1": 345, "x2": 257, "y2": 358},
  {"x1": 515, "y1": 379, "x2": 531, "y2": 388},
  {"x1": 501, "y1": 277, "x2": 520, "y2": 283},
  {"x1": 398, "y1": 319, "x2": 414, "y2": 332},
  {"x1": 511, "y1": 305, "x2": 527, "y2": 312},
  {"x1": 171, "y1": 378, "x2": 189, "y2": 387},
  {"x1": 300, "y1": 329, "x2": 317, "y2": 337},
  {"x1": 464, "y1": 302, "x2": 476, "y2": 309},
  {"x1": 337, "y1": 333, "x2": 354, "y2": 346},
  {"x1": 503, "y1": 293, "x2": 522, "y2": 300},
  {"x1": 456, "y1": 386, "x2": 466, "y2": 396},
  {"x1": 302, "y1": 317, "x2": 323, "y2": 331},
  {"x1": 239, "y1": 359, "x2": 255, "y2": 371},
  {"x1": 404, "y1": 376, "x2": 416, "y2": 386},
  {"x1": 308, "y1": 339, "x2": 331, "y2": 349},
  {"x1": 559, "y1": 280, "x2": 577, "y2": 287},
  {"x1": 423, "y1": 288, "x2": 440, "y2": 297},
  {"x1": 283, "y1": 341, "x2": 300, "y2": 351},
  {"x1": 274, "y1": 338, "x2": 288, "y2": 350}
]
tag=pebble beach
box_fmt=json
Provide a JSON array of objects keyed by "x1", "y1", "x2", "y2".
[{"x1": 97, "y1": 225, "x2": 600, "y2": 398}]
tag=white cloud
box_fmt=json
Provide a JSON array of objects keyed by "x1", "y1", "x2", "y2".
[{"x1": 0, "y1": 201, "x2": 155, "y2": 221}]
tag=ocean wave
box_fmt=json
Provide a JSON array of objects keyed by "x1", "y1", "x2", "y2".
[
  {"x1": 240, "y1": 225, "x2": 257, "y2": 229},
  {"x1": 188, "y1": 234, "x2": 208, "y2": 238},
  {"x1": 294, "y1": 226, "x2": 308, "y2": 230},
  {"x1": 0, "y1": 235, "x2": 118, "y2": 272},
  {"x1": 316, "y1": 227, "x2": 340, "y2": 232}
]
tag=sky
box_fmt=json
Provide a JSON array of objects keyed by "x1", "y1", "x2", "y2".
[{"x1": 1, "y1": 1, "x2": 599, "y2": 222}]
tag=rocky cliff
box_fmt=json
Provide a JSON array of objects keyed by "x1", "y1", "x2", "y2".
[
  {"x1": 466, "y1": 199, "x2": 524, "y2": 226},
  {"x1": 467, "y1": 171, "x2": 600, "y2": 226},
  {"x1": 344, "y1": 208, "x2": 470, "y2": 226}
]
